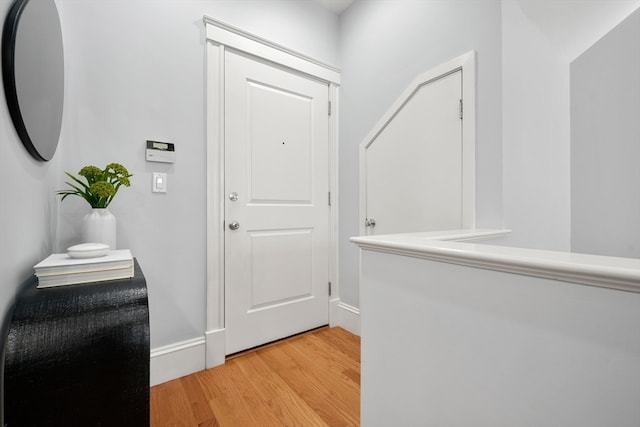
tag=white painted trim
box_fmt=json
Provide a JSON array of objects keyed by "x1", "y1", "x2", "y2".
[
  {"x1": 351, "y1": 229, "x2": 640, "y2": 293},
  {"x1": 150, "y1": 337, "x2": 206, "y2": 386},
  {"x1": 205, "y1": 41, "x2": 225, "y2": 334},
  {"x1": 204, "y1": 17, "x2": 341, "y2": 364},
  {"x1": 329, "y1": 83, "x2": 340, "y2": 311},
  {"x1": 205, "y1": 328, "x2": 226, "y2": 369},
  {"x1": 203, "y1": 16, "x2": 340, "y2": 85},
  {"x1": 460, "y1": 52, "x2": 476, "y2": 230},
  {"x1": 358, "y1": 51, "x2": 476, "y2": 235},
  {"x1": 330, "y1": 299, "x2": 360, "y2": 336}
]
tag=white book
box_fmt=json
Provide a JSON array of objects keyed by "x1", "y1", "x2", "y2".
[
  {"x1": 36, "y1": 264, "x2": 135, "y2": 288},
  {"x1": 34, "y1": 249, "x2": 133, "y2": 277}
]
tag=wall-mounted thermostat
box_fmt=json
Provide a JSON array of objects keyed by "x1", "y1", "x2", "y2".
[{"x1": 146, "y1": 140, "x2": 175, "y2": 163}]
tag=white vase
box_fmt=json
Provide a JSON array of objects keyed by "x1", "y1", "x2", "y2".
[{"x1": 81, "y1": 208, "x2": 117, "y2": 249}]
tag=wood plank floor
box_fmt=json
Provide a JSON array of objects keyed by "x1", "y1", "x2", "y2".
[{"x1": 150, "y1": 327, "x2": 360, "y2": 427}]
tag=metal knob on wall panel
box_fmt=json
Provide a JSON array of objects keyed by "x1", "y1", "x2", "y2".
[
  {"x1": 228, "y1": 221, "x2": 240, "y2": 230},
  {"x1": 365, "y1": 218, "x2": 376, "y2": 227}
]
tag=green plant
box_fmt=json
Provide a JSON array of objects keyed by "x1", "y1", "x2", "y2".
[{"x1": 58, "y1": 163, "x2": 133, "y2": 208}]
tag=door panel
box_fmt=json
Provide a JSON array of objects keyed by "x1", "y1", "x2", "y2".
[
  {"x1": 247, "y1": 228, "x2": 313, "y2": 310},
  {"x1": 224, "y1": 51, "x2": 329, "y2": 355},
  {"x1": 248, "y1": 81, "x2": 313, "y2": 204},
  {"x1": 365, "y1": 70, "x2": 463, "y2": 235}
]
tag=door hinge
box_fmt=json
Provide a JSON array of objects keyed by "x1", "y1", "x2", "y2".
[
  {"x1": 328, "y1": 282, "x2": 332, "y2": 296},
  {"x1": 459, "y1": 99, "x2": 463, "y2": 120},
  {"x1": 328, "y1": 191, "x2": 331, "y2": 206},
  {"x1": 328, "y1": 101, "x2": 332, "y2": 116}
]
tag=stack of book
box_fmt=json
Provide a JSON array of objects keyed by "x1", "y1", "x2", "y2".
[{"x1": 34, "y1": 249, "x2": 134, "y2": 288}]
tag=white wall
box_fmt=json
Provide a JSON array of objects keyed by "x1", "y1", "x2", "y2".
[
  {"x1": 360, "y1": 248, "x2": 640, "y2": 426},
  {"x1": 339, "y1": 0, "x2": 503, "y2": 307},
  {"x1": 501, "y1": 0, "x2": 640, "y2": 254},
  {"x1": 571, "y1": 7, "x2": 640, "y2": 258},
  {"x1": 0, "y1": 3, "x2": 61, "y2": 351},
  {"x1": 501, "y1": 0, "x2": 571, "y2": 251},
  {"x1": 55, "y1": 0, "x2": 339, "y2": 349},
  {"x1": 0, "y1": 0, "x2": 61, "y2": 420}
]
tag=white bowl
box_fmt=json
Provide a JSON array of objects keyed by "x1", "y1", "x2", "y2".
[{"x1": 67, "y1": 243, "x2": 110, "y2": 259}]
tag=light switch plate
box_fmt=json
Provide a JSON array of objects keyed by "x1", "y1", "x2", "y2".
[{"x1": 152, "y1": 172, "x2": 167, "y2": 193}]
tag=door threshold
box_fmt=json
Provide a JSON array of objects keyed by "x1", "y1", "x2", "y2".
[{"x1": 225, "y1": 325, "x2": 329, "y2": 361}]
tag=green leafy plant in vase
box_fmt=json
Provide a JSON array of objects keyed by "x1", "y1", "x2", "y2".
[
  {"x1": 58, "y1": 163, "x2": 133, "y2": 249},
  {"x1": 58, "y1": 163, "x2": 133, "y2": 208}
]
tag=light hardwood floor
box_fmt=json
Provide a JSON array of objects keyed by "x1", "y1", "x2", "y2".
[{"x1": 150, "y1": 327, "x2": 361, "y2": 427}]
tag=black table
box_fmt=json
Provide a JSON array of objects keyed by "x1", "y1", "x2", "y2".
[{"x1": 3, "y1": 258, "x2": 149, "y2": 426}]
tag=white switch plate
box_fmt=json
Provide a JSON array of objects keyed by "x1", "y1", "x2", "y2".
[{"x1": 152, "y1": 172, "x2": 167, "y2": 193}]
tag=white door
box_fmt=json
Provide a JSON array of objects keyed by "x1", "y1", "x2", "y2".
[
  {"x1": 224, "y1": 50, "x2": 330, "y2": 355},
  {"x1": 365, "y1": 70, "x2": 463, "y2": 235}
]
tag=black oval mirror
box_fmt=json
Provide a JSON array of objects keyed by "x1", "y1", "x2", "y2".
[{"x1": 2, "y1": 0, "x2": 64, "y2": 162}]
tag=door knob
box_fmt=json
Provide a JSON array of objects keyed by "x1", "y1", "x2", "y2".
[
  {"x1": 365, "y1": 218, "x2": 376, "y2": 227},
  {"x1": 228, "y1": 221, "x2": 240, "y2": 230},
  {"x1": 228, "y1": 192, "x2": 239, "y2": 201}
]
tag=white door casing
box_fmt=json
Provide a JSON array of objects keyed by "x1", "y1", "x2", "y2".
[
  {"x1": 359, "y1": 51, "x2": 476, "y2": 236},
  {"x1": 204, "y1": 16, "x2": 340, "y2": 367},
  {"x1": 224, "y1": 50, "x2": 330, "y2": 354}
]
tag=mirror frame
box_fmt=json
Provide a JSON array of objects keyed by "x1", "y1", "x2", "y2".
[{"x1": 2, "y1": 0, "x2": 64, "y2": 162}]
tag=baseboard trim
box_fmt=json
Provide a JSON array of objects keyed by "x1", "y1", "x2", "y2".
[
  {"x1": 205, "y1": 328, "x2": 226, "y2": 369},
  {"x1": 150, "y1": 337, "x2": 206, "y2": 386},
  {"x1": 151, "y1": 304, "x2": 359, "y2": 386},
  {"x1": 330, "y1": 299, "x2": 360, "y2": 336}
]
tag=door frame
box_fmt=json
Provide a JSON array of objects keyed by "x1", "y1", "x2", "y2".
[
  {"x1": 359, "y1": 51, "x2": 476, "y2": 235},
  {"x1": 203, "y1": 16, "x2": 341, "y2": 368}
]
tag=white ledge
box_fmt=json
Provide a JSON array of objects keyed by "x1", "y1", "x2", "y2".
[{"x1": 351, "y1": 229, "x2": 640, "y2": 293}]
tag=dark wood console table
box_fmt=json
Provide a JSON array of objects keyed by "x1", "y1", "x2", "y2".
[{"x1": 3, "y1": 258, "x2": 149, "y2": 426}]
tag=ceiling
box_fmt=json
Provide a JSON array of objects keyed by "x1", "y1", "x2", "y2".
[
  {"x1": 513, "y1": 0, "x2": 639, "y2": 60},
  {"x1": 312, "y1": 0, "x2": 355, "y2": 15},
  {"x1": 310, "y1": 0, "x2": 640, "y2": 59}
]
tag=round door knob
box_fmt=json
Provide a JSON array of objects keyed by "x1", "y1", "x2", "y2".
[
  {"x1": 228, "y1": 192, "x2": 239, "y2": 201},
  {"x1": 228, "y1": 221, "x2": 240, "y2": 230}
]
